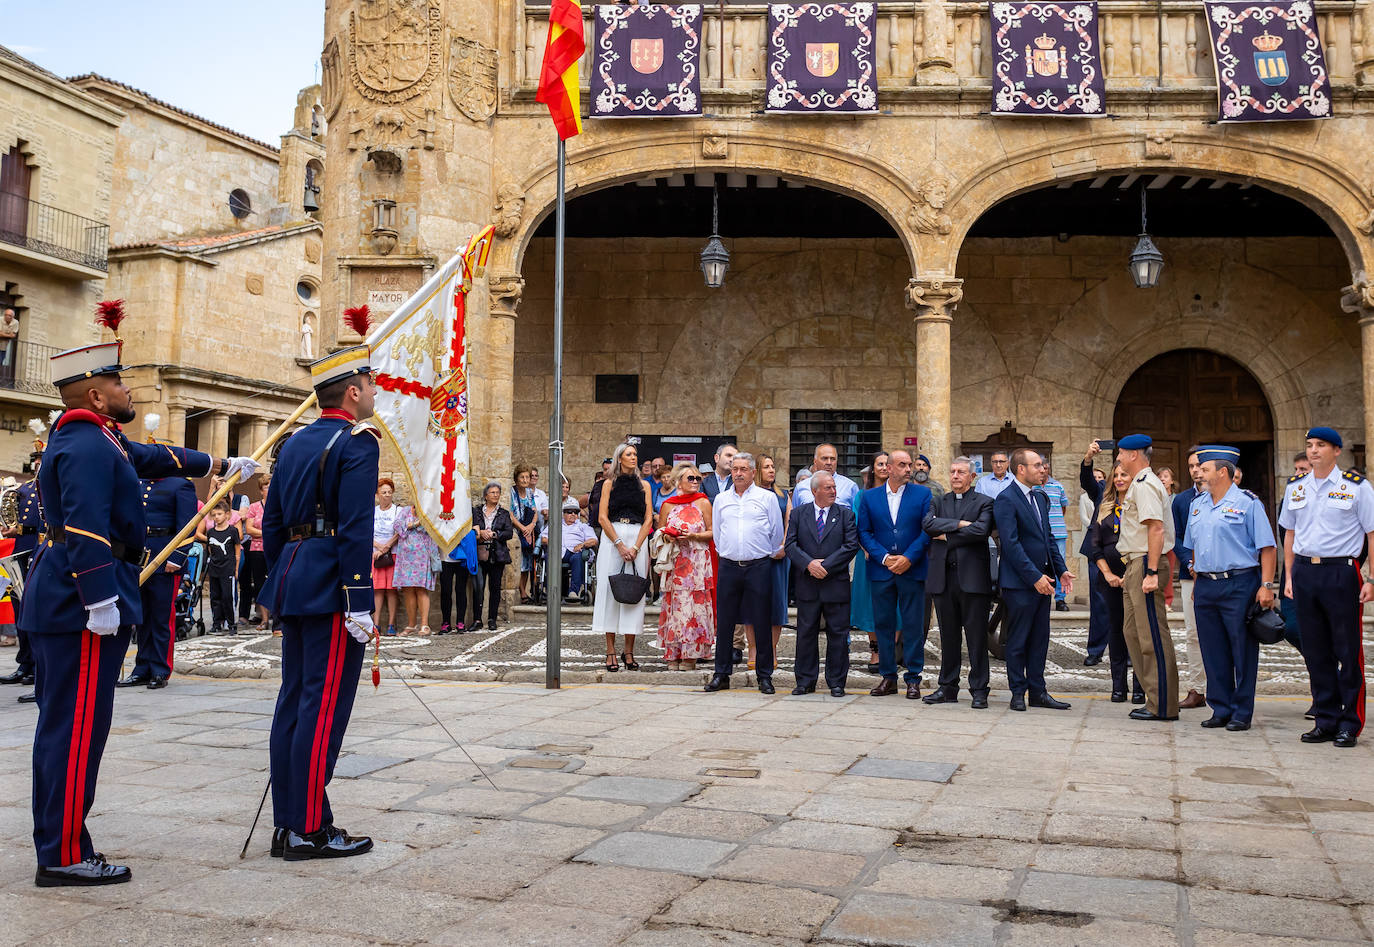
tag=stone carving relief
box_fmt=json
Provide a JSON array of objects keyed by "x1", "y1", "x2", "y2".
[
  {"x1": 347, "y1": 107, "x2": 436, "y2": 151},
  {"x1": 491, "y1": 184, "x2": 525, "y2": 238},
  {"x1": 490, "y1": 274, "x2": 525, "y2": 317},
  {"x1": 450, "y1": 35, "x2": 499, "y2": 121},
  {"x1": 321, "y1": 37, "x2": 345, "y2": 120},
  {"x1": 702, "y1": 135, "x2": 729, "y2": 159},
  {"x1": 905, "y1": 276, "x2": 964, "y2": 319},
  {"x1": 908, "y1": 175, "x2": 953, "y2": 235},
  {"x1": 245, "y1": 273, "x2": 265, "y2": 295},
  {"x1": 1340, "y1": 273, "x2": 1374, "y2": 316},
  {"x1": 349, "y1": 0, "x2": 443, "y2": 104},
  {"x1": 304, "y1": 238, "x2": 322, "y2": 264},
  {"x1": 1145, "y1": 131, "x2": 1174, "y2": 159}
]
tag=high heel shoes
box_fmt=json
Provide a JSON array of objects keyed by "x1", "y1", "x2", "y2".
[{"x1": 621, "y1": 652, "x2": 640, "y2": 671}]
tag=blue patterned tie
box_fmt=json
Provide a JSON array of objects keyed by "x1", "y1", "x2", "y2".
[{"x1": 817, "y1": 508, "x2": 825, "y2": 537}]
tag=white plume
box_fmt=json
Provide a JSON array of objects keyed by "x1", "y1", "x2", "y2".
[
  {"x1": 27, "y1": 418, "x2": 44, "y2": 437},
  {"x1": 47, "y1": 409, "x2": 61, "y2": 427},
  {"x1": 145, "y1": 412, "x2": 162, "y2": 434}
]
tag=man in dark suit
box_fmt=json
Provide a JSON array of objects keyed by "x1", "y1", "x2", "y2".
[
  {"x1": 992, "y1": 448, "x2": 1074, "y2": 712},
  {"x1": 785, "y1": 471, "x2": 859, "y2": 697},
  {"x1": 857, "y1": 449, "x2": 932, "y2": 699},
  {"x1": 922, "y1": 456, "x2": 994, "y2": 708},
  {"x1": 701, "y1": 442, "x2": 736, "y2": 500}
]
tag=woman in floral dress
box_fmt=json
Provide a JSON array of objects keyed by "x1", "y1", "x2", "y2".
[
  {"x1": 392, "y1": 501, "x2": 439, "y2": 636},
  {"x1": 656, "y1": 463, "x2": 715, "y2": 670}
]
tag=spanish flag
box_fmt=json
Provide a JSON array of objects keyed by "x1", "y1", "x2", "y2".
[{"x1": 535, "y1": 0, "x2": 584, "y2": 140}]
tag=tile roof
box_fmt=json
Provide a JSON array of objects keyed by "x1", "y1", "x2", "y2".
[
  {"x1": 67, "y1": 73, "x2": 280, "y2": 154},
  {"x1": 111, "y1": 222, "x2": 319, "y2": 255}
]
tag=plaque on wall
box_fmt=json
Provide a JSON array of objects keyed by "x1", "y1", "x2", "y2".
[{"x1": 351, "y1": 266, "x2": 425, "y2": 316}]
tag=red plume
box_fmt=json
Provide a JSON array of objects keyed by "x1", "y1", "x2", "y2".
[
  {"x1": 343, "y1": 305, "x2": 371, "y2": 337},
  {"x1": 95, "y1": 299, "x2": 126, "y2": 333}
]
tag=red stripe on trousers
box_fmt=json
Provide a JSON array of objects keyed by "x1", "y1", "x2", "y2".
[
  {"x1": 62, "y1": 633, "x2": 99, "y2": 865},
  {"x1": 165, "y1": 575, "x2": 182, "y2": 672},
  {"x1": 1356, "y1": 564, "x2": 1367, "y2": 733},
  {"x1": 305, "y1": 615, "x2": 344, "y2": 833}
]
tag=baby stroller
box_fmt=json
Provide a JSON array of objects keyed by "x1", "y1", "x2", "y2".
[{"x1": 175, "y1": 540, "x2": 206, "y2": 640}]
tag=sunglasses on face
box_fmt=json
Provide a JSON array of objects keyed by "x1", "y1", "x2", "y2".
[{"x1": 685, "y1": 475, "x2": 702, "y2": 482}]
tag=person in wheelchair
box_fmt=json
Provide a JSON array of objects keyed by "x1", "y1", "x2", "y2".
[{"x1": 545, "y1": 501, "x2": 597, "y2": 604}]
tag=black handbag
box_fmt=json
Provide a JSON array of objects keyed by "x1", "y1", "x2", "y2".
[
  {"x1": 1245, "y1": 599, "x2": 1287, "y2": 645},
  {"x1": 608, "y1": 560, "x2": 649, "y2": 605}
]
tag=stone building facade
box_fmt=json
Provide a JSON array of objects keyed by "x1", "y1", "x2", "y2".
[
  {"x1": 0, "y1": 47, "x2": 120, "y2": 473},
  {"x1": 318, "y1": 1, "x2": 1374, "y2": 534}
]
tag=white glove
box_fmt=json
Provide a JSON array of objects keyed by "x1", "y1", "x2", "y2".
[
  {"x1": 224, "y1": 456, "x2": 260, "y2": 483},
  {"x1": 86, "y1": 599, "x2": 121, "y2": 637},
  {"x1": 345, "y1": 611, "x2": 375, "y2": 644}
]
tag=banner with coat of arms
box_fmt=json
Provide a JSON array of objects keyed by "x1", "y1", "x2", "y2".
[
  {"x1": 1204, "y1": 1, "x2": 1329, "y2": 121},
  {"x1": 367, "y1": 228, "x2": 493, "y2": 554},
  {"x1": 990, "y1": 2, "x2": 1105, "y2": 116},
  {"x1": 593, "y1": 4, "x2": 702, "y2": 118},
  {"x1": 765, "y1": 2, "x2": 877, "y2": 113}
]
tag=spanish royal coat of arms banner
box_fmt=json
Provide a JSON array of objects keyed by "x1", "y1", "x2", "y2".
[
  {"x1": 593, "y1": 4, "x2": 702, "y2": 118},
  {"x1": 990, "y1": 2, "x2": 1105, "y2": 116},
  {"x1": 1204, "y1": 1, "x2": 1329, "y2": 122},
  {"x1": 765, "y1": 2, "x2": 878, "y2": 113}
]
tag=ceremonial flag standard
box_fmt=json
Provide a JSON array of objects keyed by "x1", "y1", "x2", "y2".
[
  {"x1": 1204, "y1": 1, "x2": 1329, "y2": 122},
  {"x1": 593, "y1": 4, "x2": 703, "y2": 118},
  {"x1": 536, "y1": 0, "x2": 586, "y2": 139},
  {"x1": 366, "y1": 227, "x2": 495, "y2": 554},
  {"x1": 990, "y1": 2, "x2": 1105, "y2": 116},
  {"x1": 765, "y1": 2, "x2": 878, "y2": 114}
]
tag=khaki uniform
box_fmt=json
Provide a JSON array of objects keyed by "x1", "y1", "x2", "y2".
[{"x1": 1117, "y1": 467, "x2": 1179, "y2": 717}]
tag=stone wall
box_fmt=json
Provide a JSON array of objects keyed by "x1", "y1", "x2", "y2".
[{"x1": 510, "y1": 235, "x2": 1355, "y2": 511}]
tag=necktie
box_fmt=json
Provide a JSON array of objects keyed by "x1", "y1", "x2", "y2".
[{"x1": 817, "y1": 508, "x2": 825, "y2": 536}]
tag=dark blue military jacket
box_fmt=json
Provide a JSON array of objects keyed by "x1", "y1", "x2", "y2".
[
  {"x1": 141, "y1": 475, "x2": 199, "y2": 570},
  {"x1": 17, "y1": 409, "x2": 214, "y2": 634},
  {"x1": 12, "y1": 478, "x2": 44, "y2": 560},
  {"x1": 260, "y1": 409, "x2": 379, "y2": 617}
]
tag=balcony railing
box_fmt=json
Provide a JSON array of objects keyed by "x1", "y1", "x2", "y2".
[
  {"x1": 0, "y1": 193, "x2": 109, "y2": 273},
  {"x1": 519, "y1": 1, "x2": 1367, "y2": 91},
  {"x1": 0, "y1": 340, "x2": 63, "y2": 399}
]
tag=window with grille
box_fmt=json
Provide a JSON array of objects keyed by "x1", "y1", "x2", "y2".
[{"x1": 789, "y1": 410, "x2": 883, "y2": 480}]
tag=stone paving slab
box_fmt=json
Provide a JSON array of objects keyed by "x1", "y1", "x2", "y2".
[
  {"x1": 846, "y1": 757, "x2": 959, "y2": 782},
  {"x1": 575, "y1": 830, "x2": 738, "y2": 875},
  {"x1": 568, "y1": 775, "x2": 701, "y2": 804}
]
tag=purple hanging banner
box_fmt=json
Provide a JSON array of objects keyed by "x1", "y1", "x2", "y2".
[
  {"x1": 1204, "y1": 1, "x2": 1330, "y2": 122},
  {"x1": 592, "y1": 4, "x2": 702, "y2": 118},
  {"x1": 990, "y1": 2, "x2": 1105, "y2": 116},
  {"x1": 765, "y1": 2, "x2": 878, "y2": 114}
]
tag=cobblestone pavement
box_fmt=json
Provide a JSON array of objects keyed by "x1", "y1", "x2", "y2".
[
  {"x1": 164, "y1": 605, "x2": 1350, "y2": 695},
  {"x1": 1, "y1": 648, "x2": 1371, "y2": 945}
]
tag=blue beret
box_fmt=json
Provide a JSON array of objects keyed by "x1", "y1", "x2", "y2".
[
  {"x1": 1197, "y1": 445, "x2": 1240, "y2": 465},
  {"x1": 1118, "y1": 434, "x2": 1152, "y2": 450},
  {"x1": 918, "y1": 454, "x2": 931, "y2": 466},
  {"x1": 1306, "y1": 426, "x2": 1343, "y2": 448}
]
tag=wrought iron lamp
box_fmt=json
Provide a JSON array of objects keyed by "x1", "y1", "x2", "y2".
[
  {"x1": 699, "y1": 184, "x2": 730, "y2": 289},
  {"x1": 1128, "y1": 186, "x2": 1164, "y2": 289}
]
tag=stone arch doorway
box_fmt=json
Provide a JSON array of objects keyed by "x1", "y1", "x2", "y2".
[{"x1": 1113, "y1": 350, "x2": 1275, "y2": 505}]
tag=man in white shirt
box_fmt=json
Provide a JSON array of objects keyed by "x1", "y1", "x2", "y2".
[
  {"x1": 557, "y1": 502, "x2": 597, "y2": 601},
  {"x1": 975, "y1": 451, "x2": 1014, "y2": 499},
  {"x1": 793, "y1": 442, "x2": 859, "y2": 508},
  {"x1": 707, "y1": 452, "x2": 784, "y2": 695}
]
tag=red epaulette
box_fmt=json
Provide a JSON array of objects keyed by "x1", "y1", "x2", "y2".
[{"x1": 53, "y1": 409, "x2": 107, "y2": 431}]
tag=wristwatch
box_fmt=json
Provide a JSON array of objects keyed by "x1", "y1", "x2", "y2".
[
  {"x1": 1143, "y1": 568, "x2": 1159, "y2": 576},
  {"x1": 1263, "y1": 582, "x2": 1279, "y2": 590}
]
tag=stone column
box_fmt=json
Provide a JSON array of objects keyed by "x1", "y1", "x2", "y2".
[
  {"x1": 245, "y1": 418, "x2": 270, "y2": 456},
  {"x1": 208, "y1": 410, "x2": 230, "y2": 461},
  {"x1": 167, "y1": 405, "x2": 187, "y2": 447},
  {"x1": 906, "y1": 276, "x2": 964, "y2": 478},
  {"x1": 1340, "y1": 278, "x2": 1374, "y2": 454}
]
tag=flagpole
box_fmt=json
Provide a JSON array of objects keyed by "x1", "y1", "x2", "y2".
[{"x1": 545, "y1": 137, "x2": 567, "y2": 690}]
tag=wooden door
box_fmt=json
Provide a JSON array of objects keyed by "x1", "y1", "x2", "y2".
[{"x1": 0, "y1": 145, "x2": 31, "y2": 239}]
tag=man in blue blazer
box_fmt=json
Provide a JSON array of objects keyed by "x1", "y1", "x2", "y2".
[
  {"x1": 992, "y1": 448, "x2": 1075, "y2": 712},
  {"x1": 857, "y1": 449, "x2": 932, "y2": 698}
]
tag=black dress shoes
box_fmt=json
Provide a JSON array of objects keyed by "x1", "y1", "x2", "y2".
[
  {"x1": 732, "y1": 648, "x2": 743, "y2": 664},
  {"x1": 18, "y1": 691, "x2": 35, "y2": 703},
  {"x1": 1225, "y1": 720, "x2": 1251, "y2": 732},
  {"x1": 829, "y1": 686, "x2": 846, "y2": 698},
  {"x1": 283, "y1": 826, "x2": 373, "y2": 861},
  {"x1": 922, "y1": 689, "x2": 958, "y2": 705},
  {"x1": 791, "y1": 685, "x2": 815, "y2": 696},
  {"x1": 869, "y1": 677, "x2": 898, "y2": 697},
  {"x1": 147, "y1": 676, "x2": 168, "y2": 690},
  {"x1": 1009, "y1": 695, "x2": 1027, "y2": 712},
  {"x1": 116, "y1": 672, "x2": 150, "y2": 688},
  {"x1": 970, "y1": 695, "x2": 988, "y2": 709},
  {"x1": 1200, "y1": 716, "x2": 1230, "y2": 728},
  {"x1": 1055, "y1": 601, "x2": 1071, "y2": 612},
  {"x1": 271, "y1": 827, "x2": 287, "y2": 858},
  {"x1": 0, "y1": 668, "x2": 30, "y2": 685},
  {"x1": 1131, "y1": 692, "x2": 1146, "y2": 705},
  {"x1": 1301, "y1": 726, "x2": 1337, "y2": 743},
  {"x1": 1110, "y1": 691, "x2": 1127, "y2": 702},
  {"x1": 1335, "y1": 731, "x2": 1358, "y2": 748},
  {"x1": 35, "y1": 853, "x2": 131, "y2": 887},
  {"x1": 905, "y1": 682, "x2": 922, "y2": 700},
  {"x1": 703, "y1": 674, "x2": 730, "y2": 692},
  {"x1": 758, "y1": 679, "x2": 775, "y2": 695},
  {"x1": 1129, "y1": 707, "x2": 1178, "y2": 721},
  {"x1": 1029, "y1": 694, "x2": 1071, "y2": 710},
  {"x1": 1083, "y1": 654, "x2": 1103, "y2": 667}
]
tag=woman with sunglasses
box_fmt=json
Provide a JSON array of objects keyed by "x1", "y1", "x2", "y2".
[{"x1": 656, "y1": 463, "x2": 715, "y2": 671}]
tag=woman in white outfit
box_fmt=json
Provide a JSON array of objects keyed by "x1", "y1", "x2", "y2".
[{"x1": 593, "y1": 442, "x2": 654, "y2": 671}]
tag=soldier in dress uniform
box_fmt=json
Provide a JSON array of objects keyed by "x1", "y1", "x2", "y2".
[
  {"x1": 1184, "y1": 445, "x2": 1277, "y2": 732},
  {"x1": 1278, "y1": 426, "x2": 1374, "y2": 749},
  {"x1": 259, "y1": 345, "x2": 378, "y2": 861},
  {"x1": 0, "y1": 450, "x2": 43, "y2": 693},
  {"x1": 116, "y1": 464, "x2": 198, "y2": 690},
  {"x1": 22, "y1": 342, "x2": 256, "y2": 886}
]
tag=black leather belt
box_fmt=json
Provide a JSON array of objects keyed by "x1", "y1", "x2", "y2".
[
  {"x1": 721, "y1": 556, "x2": 768, "y2": 568},
  {"x1": 47, "y1": 525, "x2": 148, "y2": 566},
  {"x1": 146, "y1": 527, "x2": 173, "y2": 537},
  {"x1": 1196, "y1": 566, "x2": 1258, "y2": 580},
  {"x1": 289, "y1": 523, "x2": 337, "y2": 541},
  {"x1": 1296, "y1": 555, "x2": 1356, "y2": 566}
]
